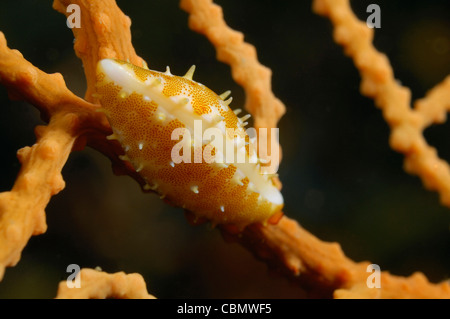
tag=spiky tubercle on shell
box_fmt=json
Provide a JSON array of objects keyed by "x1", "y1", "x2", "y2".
[{"x1": 95, "y1": 59, "x2": 283, "y2": 229}]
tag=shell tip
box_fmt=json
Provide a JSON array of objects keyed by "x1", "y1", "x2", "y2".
[
  {"x1": 183, "y1": 65, "x2": 196, "y2": 80},
  {"x1": 219, "y1": 90, "x2": 231, "y2": 100}
]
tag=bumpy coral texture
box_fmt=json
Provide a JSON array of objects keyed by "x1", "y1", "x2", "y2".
[
  {"x1": 55, "y1": 268, "x2": 156, "y2": 299},
  {"x1": 313, "y1": 0, "x2": 450, "y2": 208},
  {"x1": 0, "y1": 0, "x2": 448, "y2": 299}
]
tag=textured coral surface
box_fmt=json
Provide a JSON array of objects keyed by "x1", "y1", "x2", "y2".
[{"x1": 0, "y1": 0, "x2": 449, "y2": 298}]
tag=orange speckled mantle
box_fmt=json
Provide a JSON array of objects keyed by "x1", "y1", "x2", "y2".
[{"x1": 96, "y1": 59, "x2": 283, "y2": 228}]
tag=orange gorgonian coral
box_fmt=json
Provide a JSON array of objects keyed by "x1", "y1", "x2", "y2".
[{"x1": 0, "y1": 0, "x2": 449, "y2": 299}]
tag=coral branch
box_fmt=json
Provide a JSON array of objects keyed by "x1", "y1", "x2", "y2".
[
  {"x1": 405, "y1": 77, "x2": 450, "y2": 202},
  {"x1": 52, "y1": 0, "x2": 148, "y2": 186},
  {"x1": 180, "y1": 0, "x2": 285, "y2": 179},
  {"x1": 222, "y1": 217, "x2": 355, "y2": 297},
  {"x1": 414, "y1": 77, "x2": 450, "y2": 127},
  {"x1": 0, "y1": 31, "x2": 104, "y2": 280},
  {"x1": 0, "y1": 32, "x2": 97, "y2": 123},
  {"x1": 55, "y1": 268, "x2": 156, "y2": 299},
  {"x1": 0, "y1": 0, "x2": 148, "y2": 281},
  {"x1": 223, "y1": 217, "x2": 450, "y2": 298},
  {"x1": 0, "y1": 115, "x2": 76, "y2": 280},
  {"x1": 180, "y1": 0, "x2": 285, "y2": 129},
  {"x1": 313, "y1": 0, "x2": 450, "y2": 208},
  {"x1": 53, "y1": 0, "x2": 145, "y2": 102},
  {"x1": 0, "y1": 0, "x2": 448, "y2": 299}
]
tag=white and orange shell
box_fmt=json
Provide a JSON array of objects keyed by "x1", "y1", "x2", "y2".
[{"x1": 95, "y1": 59, "x2": 283, "y2": 228}]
